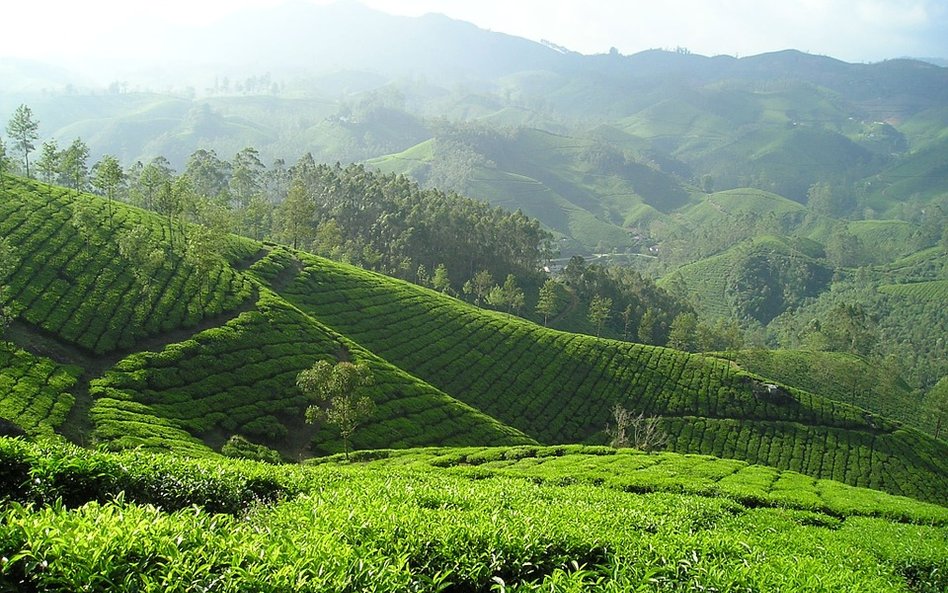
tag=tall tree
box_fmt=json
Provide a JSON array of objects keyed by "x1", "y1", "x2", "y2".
[
  {"x1": 36, "y1": 139, "x2": 60, "y2": 185},
  {"x1": 432, "y1": 263, "x2": 451, "y2": 294},
  {"x1": 0, "y1": 138, "x2": 8, "y2": 189},
  {"x1": 463, "y1": 270, "x2": 494, "y2": 306},
  {"x1": 502, "y1": 274, "x2": 525, "y2": 314},
  {"x1": 135, "y1": 157, "x2": 174, "y2": 211},
  {"x1": 230, "y1": 146, "x2": 265, "y2": 209},
  {"x1": 925, "y1": 377, "x2": 948, "y2": 441},
  {"x1": 185, "y1": 223, "x2": 223, "y2": 317},
  {"x1": 535, "y1": 279, "x2": 560, "y2": 326},
  {"x1": 60, "y1": 138, "x2": 89, "y2": 194},
  {"x1": 667, "y1": 312, "x2": 698, "y2": 352},
  {"x1": 296, "y1": 360, "x2": 375, "y2": 460},
  {"x1": 117, "y1": 225, "x2": 166, "y2": 297},
  {"x1": 588, "y1": 295, "x2": 612, "y2": 337},
  {"x1": 6, "y1": 104, "x2": 39, "y2": 178},
  {"x1": 277, "y1": 177, "x2": 315, "y2": 249},
  {"x1": 185, "y1": 148, "x2": 231, "y2": 203},
  {"x1": 93, "y1": 154, "x2": 126, "y2": 228}
]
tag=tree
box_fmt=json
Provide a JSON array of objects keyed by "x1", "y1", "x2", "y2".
[
  {"x1": 432, "y1": 263, "x2": 451, "y2": 293},
  {"x1": 135, "y1": 157, "x2": 174, "y2": 211},
  {"x1": 605, "y1": 404, "x2": 667, "y2": 452},
  {"x1": 621, "y1": 304, "x2": 634, "y2": 340},
  {"x1": 464, "y1": 269, "x2": 493, "y2": 306},
  {"x1": 185, "y1": 223, "x2": 223, "y2": 317},
  {"x1": 93, "y1": 154, "x2": 126, "y2": 227},
  {"x1": 0, "y1": 138, "x2": 8, "y2": 189},
  {"x1": 638, "y1": 307, "x2": 657, "y2": 345},
  {"x1": 588, "y1": 295, "x2": 612, "y2": 337},
  {"x1": 117, "y1": 225, "x2": 166, "y2": 297},
  {"x1": 502, "y1": 274, "x2": 525, "y2": 314},
  {"x1": 60, "y1": 138, "x2": 89, "y2": 194},
  {"x1": 667, "y1": 312, "x2": 698, "y2": 352},
  {"x1": 6, "y1": 104, "x2": 39, "y2": 178},
  {"x1": 415, "y1": 264, "x2": 429, "y2": 287},
  {"x1": 36, "y1": 139, "x2": 60, "y2": 185},
  {"x1": 296, "y1": 360, "x2": 375, "y2": 460},
  {"x1": 278, "y1": 177, "x2": 315, "y2": 249},
  {"x1": 535, "y1": 278, "x2": 560, "y2": 326}
]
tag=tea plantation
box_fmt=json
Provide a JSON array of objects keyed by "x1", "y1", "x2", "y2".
[
  {"x1": 0, "y1": 344, "x2": 79, "y2": 436},
  {"x1": 268, "y1": 252, "x2": 948, "y2": 504},
  {"x1": 1, "y1": 438, "x2": 946, "y2": 592},
  {"x1": 0, "y1": 177, "x2": 253, "y2": 354},
  {"x1": 1, "y1": 174, "x2": 947, "y2": 510}
]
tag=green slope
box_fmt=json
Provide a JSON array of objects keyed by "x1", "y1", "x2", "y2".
[
  {"x1": 2, "y1": 175, "x2": 946, "y2": 504},
  {"x1": 369, "y1": 127, "x2": 695, "y2": 250},
  {"x1": 718, "y1": 349, "x2": 923, "y2": 430},
  {"x1": 0, "y1": 344, "x2": 79, "y2": 436},
  {"x1": 263, "y1": 251, "x2": 948, "y2": 504},
  {"x1": 0, "y1": 176, "x2": 254, "y2": 354},
  {"x1": 0, "y1": 176, "x2": 531, "y2": 458}
]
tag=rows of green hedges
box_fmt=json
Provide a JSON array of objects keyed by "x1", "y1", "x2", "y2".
[
  {"x1": 0, "y1": 344, "x2": 79, "y2": 435},
  {"x1": 91, "y1": 273, "x2": 533, "y2": 456},
  {"x1": 267, "y1": 252, "x2": 948, "y2": 504},
  {"x1": 2, "y1": 439, "x2": 946, "y2": 593},
  {"x1": 0, "y1": 177, "x2": 253, "y2": 354}
]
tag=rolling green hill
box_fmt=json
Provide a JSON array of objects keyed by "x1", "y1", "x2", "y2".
[
  {"x1": 660, "y1": 234, "x2": 832, "y2": 323},
  {"x1": 2, "y1": 175, "x2": 947, "y2": 506},
  {"x1": 718, "y1": 349, "x2": 923, "y2": 431}
]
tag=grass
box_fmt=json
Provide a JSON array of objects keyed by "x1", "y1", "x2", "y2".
[{"x1": 1, "y1": 438, "x2": 946, "y2": 592}]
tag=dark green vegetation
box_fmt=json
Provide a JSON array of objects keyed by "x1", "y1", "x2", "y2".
[
  {"x1": 2, "y1": 438, "x2": 947, "y2": 592},
  {"x1": 1, "y1": 175, "x2": 947, "y2": 507}
]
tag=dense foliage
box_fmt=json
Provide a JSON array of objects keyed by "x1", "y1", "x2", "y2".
[
  {"x1": 0, "y1": 439, "x2": 946, "y2": 592},
  {"x1": 90, "y1": 250, "x2": 532, "y2": 457}
]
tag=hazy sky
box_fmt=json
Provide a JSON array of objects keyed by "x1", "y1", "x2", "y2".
[{"x1": 2, "y1": 0, "x2": 946, "y2": 64}]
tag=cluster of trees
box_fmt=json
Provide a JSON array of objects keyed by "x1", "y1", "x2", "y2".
[{"x1": 2, "y1": 103, "x2": 554, "y2": 301}]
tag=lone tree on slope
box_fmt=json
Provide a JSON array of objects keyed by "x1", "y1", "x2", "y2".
[{"x1": 296, "y1": 360, "x2": 375, "y2": 460}]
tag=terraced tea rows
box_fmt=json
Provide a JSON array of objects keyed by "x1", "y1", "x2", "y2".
[
  {"x1": 270, "y1": 251, "x2": 948, "y2": 504},
  {"x1": 0, "y1": 177, "x2": 253, "y2": 354},
  {"x1": 0, "y1": 344, "x2": 79, "y2": 435},
  {"x1": 879, "y1": 279, "x2": 948, "y2": 302},
  {"x1": 91, "y1": 255, "x2": 532, "y2": 457},
  {"x1": 322, "y1": 445, "x2": 948, "y2": 524},
  {"x1": 719, "y1": 349, "x2": 923, "y2": 430}
]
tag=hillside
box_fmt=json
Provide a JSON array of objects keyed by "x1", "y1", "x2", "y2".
[
  {"x1": 2, "y1": 175, "x2": 947, "y2": 506},
  {"x1": 1, "y1": 439, "x2": 947, "y2": 592}
]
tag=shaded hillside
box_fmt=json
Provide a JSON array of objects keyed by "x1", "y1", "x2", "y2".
[{"x1": 0, "y1": 176, "x2": 532, "y2": 458}]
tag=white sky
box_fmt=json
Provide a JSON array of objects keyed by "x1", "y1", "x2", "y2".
[{"x1": 2, "y1": 0, "x2": 946, "y2": 63}]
